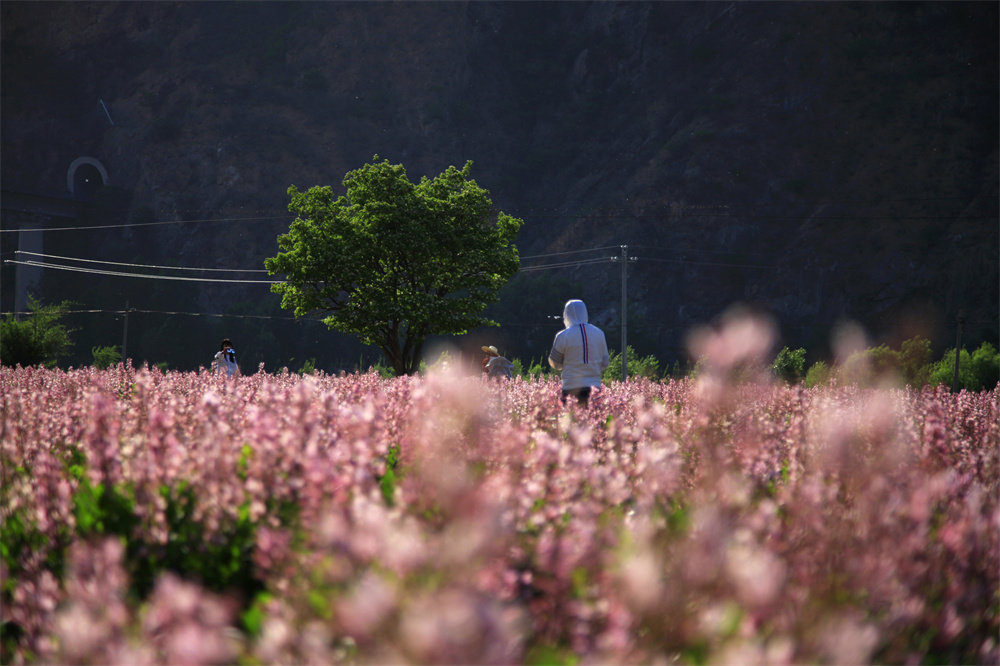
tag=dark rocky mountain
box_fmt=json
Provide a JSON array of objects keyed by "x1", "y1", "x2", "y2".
[{"x1": 2, "y1": 1, "x2": 997, "y2": 372}]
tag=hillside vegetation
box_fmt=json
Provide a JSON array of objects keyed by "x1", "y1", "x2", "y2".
[{"x1": 1, "y1": 1, "x2": 996, "y2": 371}]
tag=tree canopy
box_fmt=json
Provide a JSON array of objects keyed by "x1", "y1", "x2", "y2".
[
  {"x1": 0, "y1": 295, "x2": 76, "y2": 368},
  {"x1": 264, "y1": 158, "x2": 522, "y2": 375}
]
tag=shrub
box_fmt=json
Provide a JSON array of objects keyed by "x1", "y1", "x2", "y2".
[
  {"x1": 899, "y1": 336, "x2": 932, "y2": 387},
  {"x1": 804, "y1": 360, "x2": 833, "y2": 387},
  {"x1": 91, "y1": 345, "x2": 121, "y2": 370},
  {"x1": 928, "y1": 349, "x2": 972, "y2": 391},
  {"x1": 603, "y1": 346, "x2": 660, "y2": 383},
  {"x1": 771, "y1": 346, "x2": 806, "y2": 384},
  {"x1": 970, "y1": 342, "x2": 1000, "y2": 390},
  {"x1": 839, "y1": 345, "x2": 902, "y2": 387},
  {"x1": 928, "y1": 342, "x2": 1000, "y2": 391},
  {"x1": 525, "y1": 356, "x2": 551, "y2": 379},
  {"x1": 830, "y1": 337, "x2": 932, "y2": 389},
  {"x1": 0, "y1": 296, "x2": 76, "y2": 368}
]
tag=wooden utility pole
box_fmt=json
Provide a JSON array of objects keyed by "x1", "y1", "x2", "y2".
[{"x1": 615, "y1": 246, "x2": 637, "y2": 382}]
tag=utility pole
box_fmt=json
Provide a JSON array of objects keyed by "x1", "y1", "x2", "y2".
[
  {"x1": 122, "y1": 301, "x2": 131, "y2": 364},
  {"x1": 613, "y1": 245, "x2": 637, "y2": 382},
  {"x1": 952, "y1": 309, "x2": 964, "y2": 392}
]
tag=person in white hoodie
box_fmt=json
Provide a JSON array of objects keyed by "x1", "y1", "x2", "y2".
[{"x1": 548, "y1": 299, "x2": 610, "y2": 407}]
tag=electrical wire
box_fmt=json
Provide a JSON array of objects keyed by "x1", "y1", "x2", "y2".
[
  {"x1": 0, "y1": 215, "x2": 293, "y2": 233},
  {"x1": 0, "y1": 307, "x2": 325, "y2": 321},
  {"x1": 518, "y1": 245, "x2": 621, "y2": 260},
  {"x1": 3, "y1": 260, "x2": 280, "y2": 284},
  {"x1": 14, "y1": 248, "x2": 621, "y2": 274},
  {"x1": 3, "y1": 192, "x2": 995, "y2": 234},
  {"x1": 517, "y1": 211, "x2": 998, "y2": 221},
  {"x1": 4, "y1": 246, "x2": 616, "y2": 274},
  {"x1": 634, "y1": 255, "x2": 778, "y2": 270},
  {"x1": 14, "y1": 251, "x2": 270, "y2": 273},
  {"x1": 519, "y1": 257, "x2": 615, "y2": 272}
]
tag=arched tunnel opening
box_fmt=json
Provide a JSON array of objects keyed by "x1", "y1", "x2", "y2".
[{"x1": 72, "y1": 163, "x2": 104, "y2": 201}]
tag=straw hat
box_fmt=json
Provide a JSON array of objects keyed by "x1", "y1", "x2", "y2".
[{"x1": 482, "y1": 345, "x2": 499, "y2": 356}]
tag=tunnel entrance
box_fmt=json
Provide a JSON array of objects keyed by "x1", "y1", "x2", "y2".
[{"x1": 67, "y1": 157, "x2": 108, "y2": 201}]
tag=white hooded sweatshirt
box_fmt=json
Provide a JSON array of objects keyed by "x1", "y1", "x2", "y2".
[{"x1": 548, "y1": 300, "x2": 610, "y2": 390}]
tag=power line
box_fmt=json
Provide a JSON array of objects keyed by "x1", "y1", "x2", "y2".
[
  {"x1": 0, "y1": 307, "x2": 324, "y2": 322},
  {"x1": 15, "y1": 251, "x2": 270, "y2": 273},
  {"x1": 519, "y1": 257, "x2": 614, "y2": 272},
  {"x1": 16, "y1": 248, "x2": 616, "y2": 272},
  {"x1": 0, "y1": 215, "x2": 293, "y2": 233},
  {"x1": 519, "y1": 245, "x2": 620, "y2": 260},
  {"x1": 518, "y1": 211, "x2": 997, "y2": 221},
  {"x1": 3, "y1": 260, "x2": 279, "y2": 284},
  {"x1": 634, "y1": 255, "x2": 778, "y2": 270},
  {"x1": 510, "y1": 193, "x2": 999, "y2": 216},
  {"x1": 4, "y1": 192, "x2": 995, "y2": 234},
  {"x1": 7, "y1": 252, "x2": 612, "y2": 277}
]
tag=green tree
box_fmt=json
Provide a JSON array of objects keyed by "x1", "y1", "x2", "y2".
[
  {"x1": 771, "y1": 347, "x2": 806, "y2": 384},
  {"x1": 265, "y1": 158, "x2": 522, "y2": 376},
  {"x1": 0, "y1": 296, "x2": 76, "y2": 368}
]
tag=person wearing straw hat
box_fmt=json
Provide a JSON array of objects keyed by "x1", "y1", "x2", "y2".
[{"x1": 481, "y1": 345, "x2": 514, "y2": 379}]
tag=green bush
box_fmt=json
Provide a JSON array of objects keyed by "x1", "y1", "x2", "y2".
[
  {"x1": 899, "y1": 336, "x2": 932, "y2": 387},
  {"x1": 929, "y1": 349, "x2": 972, "y2": 391},
  {"x1": 0, "y1": 296, "x2": 76, "y2": 368},
  {"x1": 771, "y1": 347, "x2": 806, "y2": 384},
  {"x1": 526, "y1": 356, "x2": 551, "y2": 379},
  {"x1": 508, "y1": 356, "x2": 550, "y2": 379},
  {"x1": 971, "y1": 342, "x2": 1000, "y2": 390},
  {"x1": 804, "y1": 360, "x2": 833, "y2": 388},
  {"x1": 839, "y1": 345, "x2": 902, "y2": 387},
  {"x1": 829, "y1": 336, "x2": 933, "y2": 389},
  {"x1": 372, "y1": 359, "x2": 395, "y2": 379},
  {"x1": 92, "y1": 345, "x2": 121, "y2": 370},
  {"x1": 928, "y1": 342, "x2": 1000, "y2": 392},
  {"x1": 603, "y1": 346, "x2": 660, "y2": 384}
]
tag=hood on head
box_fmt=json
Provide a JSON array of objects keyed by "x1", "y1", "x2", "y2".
[{"x1": 563, "y1": 299, "x2": 588, "y2": 328}]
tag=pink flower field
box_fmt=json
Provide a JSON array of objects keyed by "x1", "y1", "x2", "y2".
[{"x1": 1, "y1": 357, "x2": 997, "y2": 664}]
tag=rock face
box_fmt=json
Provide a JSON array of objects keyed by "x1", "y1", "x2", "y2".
[{"x1": 2, "y1": 1, "x2": 997, "y2": 370}]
